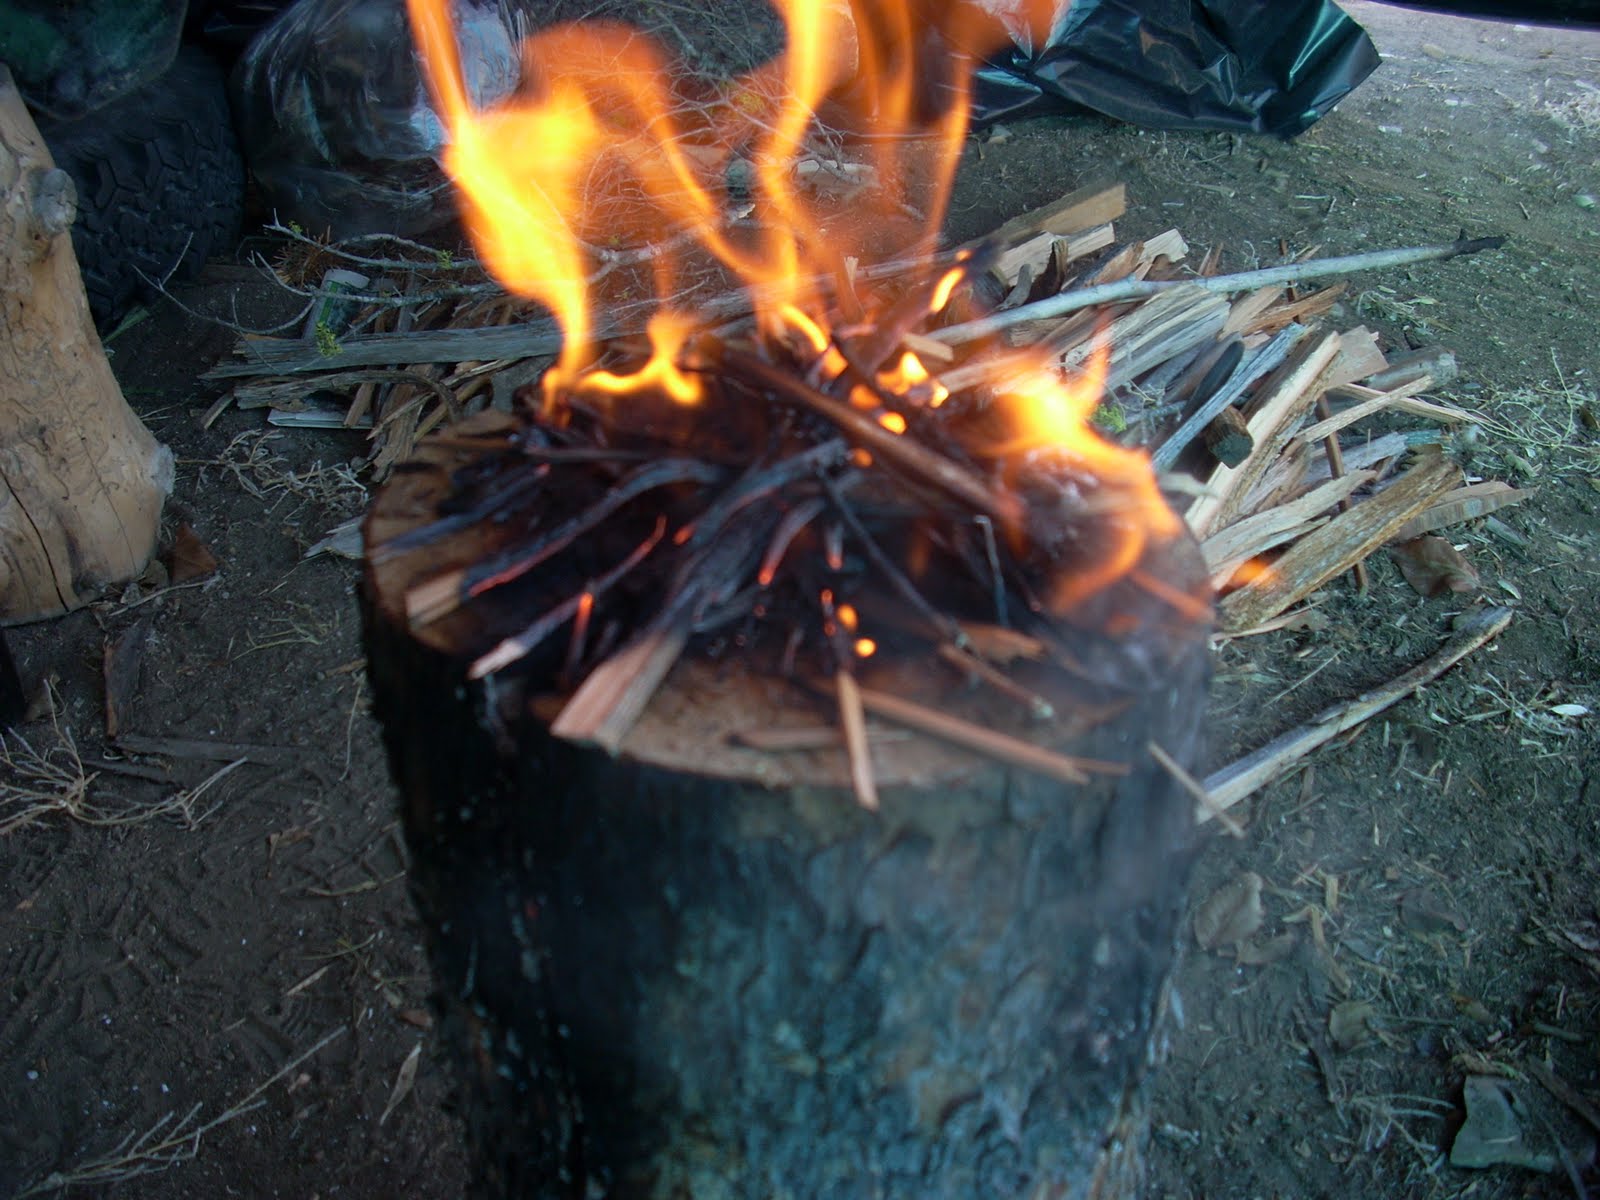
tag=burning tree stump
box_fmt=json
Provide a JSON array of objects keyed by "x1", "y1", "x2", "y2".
[
  {"x1": 363, "y1": 388, "x2": 1211, "y2": 1196},
  {"x1": 0, "y1": 66, "x2": 171, "y2": 622}
]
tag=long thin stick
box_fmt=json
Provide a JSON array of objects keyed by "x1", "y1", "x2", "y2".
[
  {"x1": 1198, "y1": 605, "x2": 1514, "y2": 822},
  {"x1": 930, "y1": 236, "x2": 1505, "y2": 347},
  {"x1": 855, "y1": 685, "x2": 1127, "y2": 786},
  {"x1": 834, "y1": 669, "x2": 879, "y2": 811}
]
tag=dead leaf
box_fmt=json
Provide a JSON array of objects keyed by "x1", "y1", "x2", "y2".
[
  {"x1": 1329, "y1": 999, "x2": 1377, "y2": 1050},
  {"x1": 379, "y1": 1041, "x2": 423, "y2": 1126},
  {"x1": 398, "y1": 1008, "x2": 434, "y2": 1030},
  {"x1": 166, "y1": 523, "x2": 219, "y2": 583},
  {"x1": 1451, "y1": 1076, "x2": 1558, "y2": 1172},
  {"x1": 1390, "y1": 536, "x2": 1479, "y2": 597},
  {"x1": 1400, "y1": 887, "x2": 1468, "y2": 934},
  {"x1": 1236, "y1": 931, "x2": 1298, "y2": 965},
  {"x1": 1450, "y1": 992, "x2": 1496, "y2": 1025},
  {"x1": 1194, "y1": 871, "x2": 1264, "y2": 951}
]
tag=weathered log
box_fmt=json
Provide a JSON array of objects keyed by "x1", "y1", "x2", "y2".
[
  {"x1": 0, "y1": 66, "x2": 171, "y2": 622},
  {"x1": 362, "y1": 415, "x2": 1211, "y2": 1199}
]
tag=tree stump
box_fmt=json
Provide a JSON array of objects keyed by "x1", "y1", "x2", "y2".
[
  {"x1": 0, "y1": 66, "x2": 171, "y2": 623},
  {"x1": 363, "y1": 414, "x2": 1211, "y2": 1199}
]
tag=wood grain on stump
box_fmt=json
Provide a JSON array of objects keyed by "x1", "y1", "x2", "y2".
[
  {"x1": 0, "y1": 67, "x2": 171, "y2": 623},
  {"x1": 363, "y1": 414, "x2": 1211, "y2": 1199}
]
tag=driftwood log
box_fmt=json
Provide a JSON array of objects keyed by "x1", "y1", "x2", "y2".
[
  {"x1": 363, "y1": 414, "x2": 1212, "y2": 1198},
  {"x1": 0, "y1": 66, "x2": 170, "y2": 622}
]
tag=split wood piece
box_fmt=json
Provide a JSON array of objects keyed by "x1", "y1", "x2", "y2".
[
  {"x1": 1300, "y1": 430, "x2": 1410, "y2": 488},
  {"x1": 990, "y1": 224, "x2": 1115, "y2": 291},
  {"x1": 1294, "y1": 375, "x2": 1436, "y2": 444},
  {"x1": 231, "y1": 367, "x2": 458, "y2": 414},
  {"x1": 1203, "y1": 406, "x2": 1253, "y2": 468},
  {"x1": 715, "y1": 345, "x2": 1014, "y2": 523},
  {"x1": 1249, "y1": 284, "x2": 1346, "y2": 333},
  {"x1": 1198, "y1": 605, "x2": 1514, "y2": 822},
  {"x1": 853, "y1": 684, "x2": 1128, "y2": 786},
  {"x1": 975, "y1": 181, "x2": 1127, "y2": 250},
  {"x1": 1150, "y1": 324, "x2": 1305, "y2": 472},
  {"x1": 1052, "y1": 283, "x2": 1229, "y2": 391},
  {"x1": 931, "y1": 235, "x2": 1505, "y2": 348},
  {"x1": 1312, "y1": 392, "x2": 1369, "y2": 594},
  {"x1": 1217, "y1": 451, "x2": 1461, "y2": 632},
  {"x1": 726, "y1": 725, "x2": 911, "y2": 752},
  {"x1": 550, "y1": 626, "x2": 689, "y2": 753},
  {"x1": 898, "y1": 330, "x2": 955, "y2": 364},
  {"x1": 1323, "y1": 328, "x2": 1388, "y2": 393},
  {"x1": 1101, "y1": 291, "x2": 1230, "y2": 395},
  {"x1": 1327, "y1": 382, "x2": 1479, "y2": 425},
  {"x1": 1363, "y1": 346, "x2": 1458, "y2": 392},
  {"x1": 0, "y1": 67, "x2": 171, "y2": 620},
  {"x1": 1185, "y1": 331, "x2": 1342, "y2": 538},
  {"x1": 1392, "y1": 481, "x2": 1531, "y2": 541},
  {"x1": 1200, "y1": 470, "x2": 1377, "y2": 586},
  {"x1": 1220, "y1": 287, "x2": 1284, "y2": 336},
  {"x1": 1136, "y1": 229, "x2": 1190, "y2": 270},
  {"x1": 1083, "y1": 229, "x2": 1188, "y2": 288}
]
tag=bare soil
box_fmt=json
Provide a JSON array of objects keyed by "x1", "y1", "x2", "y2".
[{"x1": 3, "y1": 4, "x2": 1599, "y2": 1197}]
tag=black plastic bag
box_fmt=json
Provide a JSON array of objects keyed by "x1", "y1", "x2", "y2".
[
  {"x1": 232, "y1": 0, "x2": 522, "y2": 239},
  {"x1": 932, "y1": 0, "x2": 1381, "y2": 137}
]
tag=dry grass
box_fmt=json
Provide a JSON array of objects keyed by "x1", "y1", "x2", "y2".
[
  {"x1": 18, "y1": 1028, "x2": 347, "y2": 1196},
  {"x1": 1, "y1": 686, "x2": 243, "y2": 835},
  {"x1": 216, "y1": 430, "x2": 369, "y2": 515},
  {"x1": 1466, "y1": 356, "x2": 1600, "y2": 476}
]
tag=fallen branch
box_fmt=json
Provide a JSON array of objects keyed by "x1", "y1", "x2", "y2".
[
  {"x1": 1197, "y1": 605, "x2": 1514, "y2": 823},
  {"x1": 930, "y1": 235, "x2": 1506, "y2": 347}
]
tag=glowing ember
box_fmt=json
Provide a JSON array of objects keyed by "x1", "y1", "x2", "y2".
[{"x1": 405, "y1": 0, "x2": 1191, "y2": 619}]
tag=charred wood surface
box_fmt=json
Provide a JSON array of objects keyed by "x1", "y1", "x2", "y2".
[{"x1": 363, "y1": 413, "x2": 1210, "y2": 1199}]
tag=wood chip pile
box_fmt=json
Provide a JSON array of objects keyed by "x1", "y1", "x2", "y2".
[{"x1": 207, "y1": 181, "x2": 1521, "y2": 638}]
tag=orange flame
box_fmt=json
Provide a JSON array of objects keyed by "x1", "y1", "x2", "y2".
[{"x1": 408, "y1": 0, "x2": 1189, "y2": 617}]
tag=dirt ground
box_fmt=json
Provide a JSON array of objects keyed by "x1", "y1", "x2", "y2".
[{"x1": 3, "y1": 3, "x2": 1598, "y2": 1197}]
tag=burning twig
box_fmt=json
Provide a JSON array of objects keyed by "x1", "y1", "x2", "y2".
[
  {"x1": 470, "y1": 518, "x2": 669, "y2": 678},
  {"x1": 407, "y1": 457, "x2": 726, "y2": 624},
  {"x1": 713, "y1": 344, "x2": 1013, "y2": 522}
]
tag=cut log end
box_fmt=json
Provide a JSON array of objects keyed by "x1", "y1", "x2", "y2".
[{"x1": 361, "y1": 412, "x2": 1213, "y2": 1198}]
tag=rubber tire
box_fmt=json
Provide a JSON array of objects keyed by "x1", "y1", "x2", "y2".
[{"x1": 37, "y1": 47, "x2": 244, "y2": 330}]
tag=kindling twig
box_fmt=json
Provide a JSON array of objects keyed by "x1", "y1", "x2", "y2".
[
  {"x1": 818, "y1": 474, "x2": 967, "y2": 649},
  {"x1": 471, "y1": 518, "x2": 669, "y2": 679},
  {"x1": 854, "y1": 685, "x2": 1128, "y2": 786},
  {"x1": 930, "y1": 236, "x2": 1506, "y2": 347},
  {"x1": 715, "y1": 344, "x2": 1015, "y2": 522},
  {"x1": 407, "y1": 458, "x2": 725, "y2": 624}
]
